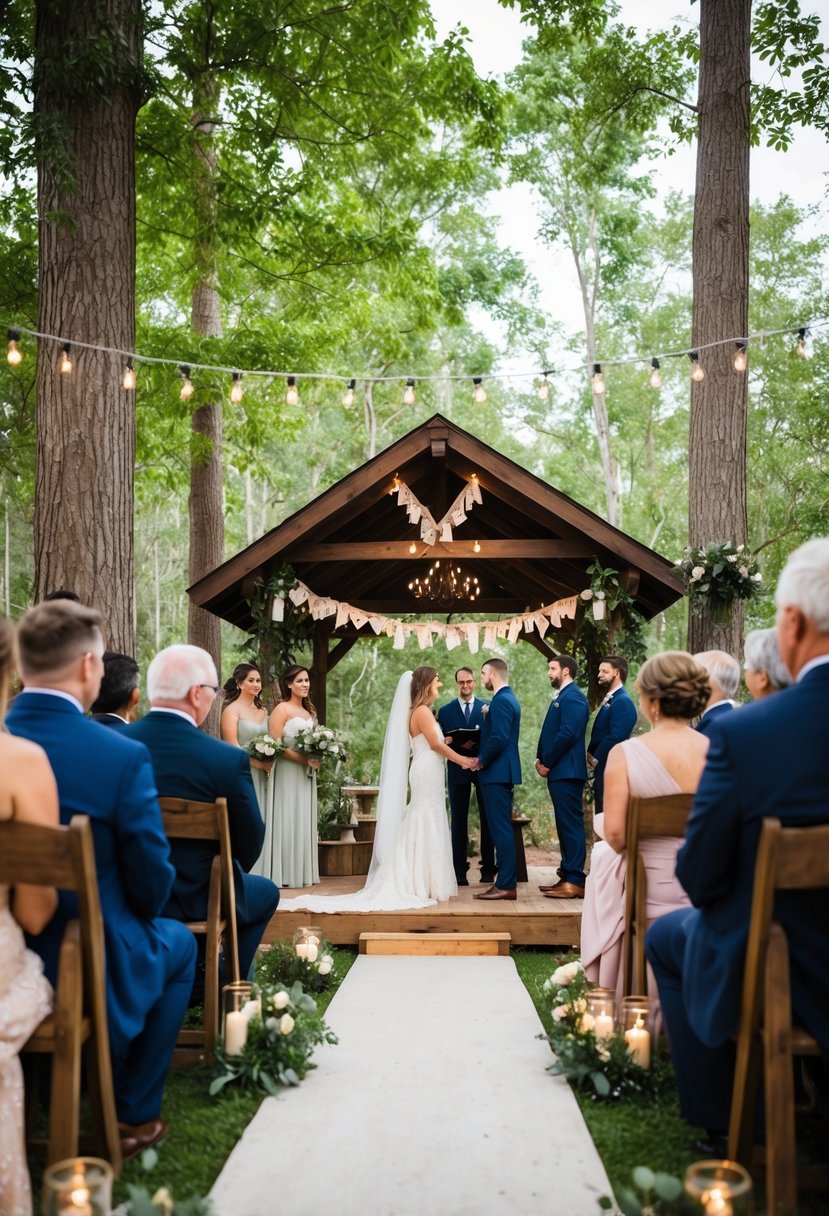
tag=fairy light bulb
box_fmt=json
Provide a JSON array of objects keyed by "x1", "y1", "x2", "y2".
[
  {"x1": 472, "y1": 377, "x2": 487, "y2": 403},
  {"x1": 230, "y1": 372, "x2": 243, "y2": 403},
  {"x1": 538, "y1": 373, "x2": 550, "y2": 400},
  {"x1": 390, "y1": 475, "x2": 400, "y2": 495},
  {"x1": 689, "y1": 352, "x2": 705, "y2": 382},
  {"x1": 342, "y1": 378, "x2": 356, "y2": 408},
  {"x1": 123, "y1": 359, "x2": 136, "y2": 390},
  {"x1": 473, "y1": 540, "x2": 481, "y2": 553},
  {"x1": 59, "y1": 343, "x2": 72, "y2": 374},
  {"x1": 403, "y1": 378, "x2": 416, "y2": 406},
  {"x1": 285, "y1": 376, "x2": 299, "y2": 406},
  {"x1": 796, "y1": 327, "x2": 807, "y2": 358},
  {"x1": 591, "y1": 363, "x2": 605, "y2": 395},
  {"x1": 6, "y1": 328, "x2": 22, "y2": 366},
  {"x1": 408, "y1": 541, "x2": 417, "y2": 555},
  {"x1": 649, "y1": 358, "x2": 662, "y2": 389},
  {"x1": 179, "y1": 365, "x2": 194, "y2": 400},
  {"x1": 733, "y1": 343, "x2": 747, "y2": 373}
]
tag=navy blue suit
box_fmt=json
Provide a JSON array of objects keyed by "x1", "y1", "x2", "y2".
[
  {"x1": 537, "y1": 681, "x2": 590, "y2": 886},
  {"x1": 437, "y1": 696, "x2": 495, "y2": 881},
  {"x1": 91, "y1": 712, "x2": 128, "y2": 730},
  {"x1": 646, "y1": 661, "x2": 829, "y2": 1133},
  {"x1": 477, "y1": 685, "x2": 521, "y2": 890},
  {"x1": 695, "y1": 700, "x2": 734, "y2": 737},
  {"x1": 124, "y1": 710, "x2": 279, "y2": 988},
  {"x1": 587, "y1": 686, "x2": 638, "y2": 813},
  {"x1": 7, "y1": 691, "x2": 196, "y2": 1125}
]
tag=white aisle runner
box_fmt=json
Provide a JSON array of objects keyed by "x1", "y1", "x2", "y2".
[{"x1": 209, "y1": 956, "x2": 611, "y2": 1216}]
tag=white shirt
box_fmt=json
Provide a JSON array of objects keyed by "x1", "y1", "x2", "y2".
[{"x1": 797, "y1": 654, "x2": 829, "y2": 683}]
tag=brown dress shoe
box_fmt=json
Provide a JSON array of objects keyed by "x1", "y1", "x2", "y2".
[
  {"x1": 542, "y1": 882, "x2": 585, "y2": 899},
  {"x1": 475, "y1": 887, "x2": 517, "y2": 900},
  {"x1": 118, "y1": 1117, "x2": 169, "y2": 1161},
  {"x1": 538, "y1": 882, "x2": 563, "y2": 893}
]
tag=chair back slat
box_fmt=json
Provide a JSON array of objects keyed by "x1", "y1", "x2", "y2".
[
  {"x1": 773, "y1": 825, "x2": 829, "y2": 890},
  {"x1": 0, "y1": 820, "x2": 80, "y2": 890}
]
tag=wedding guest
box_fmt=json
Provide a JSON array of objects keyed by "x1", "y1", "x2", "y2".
[
  {"x1": 586, "y1": 655, "x2": 638, "y2": 815},
  {"x1": 125, "y1": 645, "x2": 279, "y2": 996},
  {"x1": 473, "y1": 658, "x2": 522, "y2": 902},
  {"x1": 7, "y1": 600, "x2": 195, "y2": 1160},
  {"x1": 743, "y1": 627, "x2": 792, "y2": 700},
  {"x1": 437, "y1": 667, "x2": 495, "y2": 886},
  {"x1": 536, "y1": 655, "x2": 589, "y2": 898},
  {"x1": 90, "y1": 651, "x2": 140, "y2": 727},
  {"x1": 692, "y1": 650, "x2": 740, "y2": 736},
  {"x1": 646, "y1": 537, "x2": 829, "y2": 1148},
  {"x1": 253, "y1": 665, "x2": 320, "y2": 888},
  {"x1": 0, "y1": 617, "x2": 57, "y2": 1216},
  {"x1": 221, "y1": 663, "x2": 271, "y2": 817},
  {"x1": 580, "y1": 652, "x2": 710, "y2": 1005}
]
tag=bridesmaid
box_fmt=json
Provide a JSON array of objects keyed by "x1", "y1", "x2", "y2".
[
  {"x1": 254, "y1": 665, "x2": 320, "y2": 888},
  {"x1": 220, "y1": 663, "x2": 271, "y2": 819}
]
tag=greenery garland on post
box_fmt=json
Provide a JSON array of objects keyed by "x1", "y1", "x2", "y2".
[{"x1": 245, "y1": 565, "x2": 314, "y2": 693}]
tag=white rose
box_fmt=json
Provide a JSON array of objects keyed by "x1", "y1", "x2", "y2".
[
  {"x1": 727, "y1": 554, "x2": 738, "y2": 562},
  {"x1": 272, "y1": 991, "x2": 290, "y2": 1011},
  {"x1": 580, "y1": 589, "x2": 593, "y2": 601},
  {"x1": 699, "y1": 583, "x2": 710, "y2": 592},
  {"x1": 578, "y1": 1012, "x2": 595, "y2": 1033},
  {"x1": 690, "y1": 565, "x2": 706, "y2": 580},
  {"x1": 736, "y1": 544, "x2": 745, "y2": 552},
  {"x1": 151, "y1": 1189, "x2": 174, "y2": 1216},
  {"x1": 318, "y1": 956, "x2": 333, "y2": 976},
  {"x1": 753, "y1": 572, "x2": 762, "y2": 582},
  {"x1": 280, "y1": 1013, "x2": 295, "y2": 1035},
  {"x1": 551, "y1": 960, "x2": 582, "y2": 987},
  {"x1": 738, "y1": 565, "x2": 748, "y2": 577},
  {"x1": 572, "y1": 998, "x2": 587, "y2": 1013},
  {"x1": 552, "y1": 1005, "x2": 570, "y2": 1022},
  {"x1": 594, "y1": 590, "x2": 605, "y2": 600}
]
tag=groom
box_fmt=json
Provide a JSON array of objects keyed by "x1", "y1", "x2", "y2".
[{"x1": 472, "y1": 657, "x2": 522, "y2": 901}]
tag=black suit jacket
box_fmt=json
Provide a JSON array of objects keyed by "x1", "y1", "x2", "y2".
[{"x1": 91, "y1": 712, "x2": 128, "y2": 730}]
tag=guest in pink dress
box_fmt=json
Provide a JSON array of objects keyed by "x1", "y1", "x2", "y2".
[{"x1": 580, "y1": 652, "x2": 711, "y2": 1007}]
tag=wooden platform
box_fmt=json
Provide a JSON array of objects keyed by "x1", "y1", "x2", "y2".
[
  {"x1": 359, "y1": 931, "x2": 511, "y2": 956},
  {"x1": 264, "y1": 864, "x2": 582, "y2": 948}
]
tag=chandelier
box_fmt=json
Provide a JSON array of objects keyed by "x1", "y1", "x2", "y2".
[{"x1": 408, "y1": 559, "x2": 480, "y2": 606}]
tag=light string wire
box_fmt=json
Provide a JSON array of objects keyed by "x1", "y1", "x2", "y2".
[{"x1": 4, "y1": 318, "x2": 826, "y2": 385}]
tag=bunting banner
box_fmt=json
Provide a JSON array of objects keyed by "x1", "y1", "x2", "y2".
[{"x1": 392, "y1": 476, "x2": 483, "y2": 546}]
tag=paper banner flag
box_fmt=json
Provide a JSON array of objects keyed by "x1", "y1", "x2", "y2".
[
  {"x1": 289, "y1": 582, "x2": 308, "y2": 606},
  {"x1": 270, "y1": 597, "x2": 284, "y2": 622},
  {"x1": 415, "y1": 624, "x2": 432, "y2": 649},
  {"x1": 508, "y1": 618, "x2": 522, "y2": 643},
  {"x1": 469, "y1": 478, "x2": 482, "y2": 505},
  {"x1": 440, "y1": 522, "x2": 453, "y2": 542},
  {"x1": 451, "y1": 507, "x2": 466, "y2": 527},
  {"x1": 445, "y1": 626, "x2": 461, "y2": 651},
  {"x1": 483, "y1": 623, "x2": 498, "y2": 650},
  {"x1": 409, "y1": 504, "x2": 421, "y2": 525},
  {"x1": 350, "y1": 609, "x2": 368, "y2": 630},
  {"x1": 534, "y1": 612, "x2": 549, "y2": 636},
  {"x1": 392, "y1": 624, "x2": 406, "y2": 649},
  {"x1": 421, "y1": 524, "x2": 437, "y2": 546},
  {"x1": 465, "y1": 623, "x2": 480, "y2": 653},
  {"x1": 523, "y1": 615, "x2": 535, "y2": 633},
  {"x1": 368, "y1": 615, "x2": 385, "y2": 635}
]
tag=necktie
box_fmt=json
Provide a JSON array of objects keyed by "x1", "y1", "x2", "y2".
[{"x1": 464, "y1": 701, "x2": 471, "y2": 725}]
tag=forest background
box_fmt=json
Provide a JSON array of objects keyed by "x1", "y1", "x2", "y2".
[{"x1": 0, "y1": 0, "x2": 827, "y2": 827}]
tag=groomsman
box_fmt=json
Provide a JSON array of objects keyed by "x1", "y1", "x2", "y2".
[
  {"x1": 587, "y1": 655, "x2": 638, "y2": 814},
  {"x1": 437, "y1": 668, "x2": 496, "y2": 886},
  {"x1": 536, "y1": 655, "x2": 590, "y2": 898},
  {"x1": 472, "y1": 658, "x2": 522, "y2": 901},
  {"x1": 692, "y1": 650, "x2": 740, "y2": 736}
]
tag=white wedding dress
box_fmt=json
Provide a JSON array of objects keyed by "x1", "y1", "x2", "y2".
[{"x1": 280, "y1": 673, "x2": 457, "y2": 913}]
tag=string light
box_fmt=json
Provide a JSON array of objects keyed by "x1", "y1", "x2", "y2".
[
  {"x1": 6, "y1": 328, "x2": 22, "y2": 366},
  {"x1": 59, "y1": 343, "x2": 72, "y2": 374},
  {"x1": 403, "y1": 378, "x2": 416, "y2": 406},
  {"x1": 122, "y1": 358, "x2": 136, "y2": 390},
  {"x1": 179, "y1": 365, "x2": 194, "y2": 400},
  {"x1": 472, "y1": 376, "x2": 487, "y2": 403},
  {"x1": 649, "y1": 358, "x2": 662, "y2": 389},
  {"x1": 342, "y1": 378, "x2": 356, "y2": 408},
  {"x1": 733, "y1": 342, "x2": 748, "y2": 373},
  {"x1": 285, "y1": 376, "x2": 299, "y2": 406},
  {"x1": 796, "y1": 327, "x2": 808, "y2": 357},
  {"x1": 230, "y1": 372, "x2": 243, "y2": 403},
  {"x1": 408, "y1": 541, "x2": 417, "y2": 555},
  {"x1": 591, "y1": 363, "x2": 606, "y2": 395},
  {"x1": 390, "y1": 475, "x2": 401, "y2": 495},
  {"x1": 473, "y1": 540, "x2": 481, "y2": 553},
  {"x1": 689, "y1": 352, "x2": 705, "y2": 382},
  {"x1": 538, "y1": 372, "x2": 550, "y2": 400}
]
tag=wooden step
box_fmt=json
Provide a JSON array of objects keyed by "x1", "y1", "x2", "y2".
[{"x1": 359, "y1": 931, "x2": 510, "y2": 956}]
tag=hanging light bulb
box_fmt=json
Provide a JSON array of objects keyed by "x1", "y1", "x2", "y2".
[
  {"x1": 649, "y1": 358, "x2": 662, "y2": 389},
  {"x1": 179, "y1": 364, "x2": 194, "y2": 400},
  {"x1": 796, "y1": 327, "x2": 808, "y2": 358},
  {"x1": 6, "y1": 328, "x2": 22, "y2": 366},
  {"x1": 591, "y1": 363, "x2": 606, "y2": 395},
  {"x1": 733, "y1": 342, "x2": 748, "y2": 373},
  {"x1": 473, "y1": 540, "x2": 481, "y2": 554},
  {"x1": 689, "y1": 352, "x2": 705, "y2": 382},
  {"x1": 122, "y1": 358, "x2": 136, "y2": 391},
  {"x1": 230, "y1": 372, "x2": 244, "y2": 403},
  {"x1": 390, "y1": 475, "x2": 401, "y2": 495},
  {"x1": 342, "y1": 378, "x2": 356, "y2": 408},
  {"x1": 59, "y1": 343, "x2": 73, "y2": 374},
  {"x1": 402, "y1": 377, "x2": 416, "y2": 406},
  {"x1": 408, "y1": 541, "x2": 417, "y2": 555},
  {"x1": 538, "y1": 372, "x2": 550, "y2": 400},
  {"x1": 472, "y1": 377, "x2": 487, "y2": 404},
  {"x1": 285, "y1": 376, "x2": 299, "y2": 406}
]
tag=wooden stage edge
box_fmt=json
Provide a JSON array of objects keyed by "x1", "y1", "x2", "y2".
[{"x1": 263, "y1": 864, "x2": 582, "y2": 948}]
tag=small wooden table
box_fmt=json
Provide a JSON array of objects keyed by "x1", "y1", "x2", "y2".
[
  {"x1": 511, "y1": 816, "x2": 531, "y2": 884},
  {"x1": 342, "y1": 785, "x2": 380, "y2": 819}
]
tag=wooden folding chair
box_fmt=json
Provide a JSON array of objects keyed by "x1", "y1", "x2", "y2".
[
  {"x1": 0, "y1": 814, "x2": 122, "y2": 1172},
  {"x1": 158, "y1": 797, "x2": 239, "y2": 1059},
  {"x1": 728, "y1": 817, "x2": 829, "y2": 1215},
  {"x1": 621, "y1": 793, "x2": 694, "y2": 996}
]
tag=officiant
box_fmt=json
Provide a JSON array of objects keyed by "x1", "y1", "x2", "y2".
[{"x1": 438, "y1": 667, "x2": 496, "y2": 886}]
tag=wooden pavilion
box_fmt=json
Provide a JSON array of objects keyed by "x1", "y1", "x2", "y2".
[{"x1": 189, "y1": 414, "x2": 682, "y2": 718}]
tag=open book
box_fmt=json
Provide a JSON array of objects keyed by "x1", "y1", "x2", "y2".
[{"x1": 444, "y1": 726, "x2": 481, "y2": 754}]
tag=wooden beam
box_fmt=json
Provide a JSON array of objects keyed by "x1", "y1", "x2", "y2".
[
  {"x1": 518, "y1": 632, "x2": 560, "y2": 661},
  {"x1": 285, "y1": 540, "x2": 594, "y2": 561},
  {"x1": 327, "y1": 636, "x2": 358, "y2": 671}
]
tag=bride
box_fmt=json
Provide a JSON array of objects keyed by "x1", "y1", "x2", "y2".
[{"x1": 279, "y1": 667, "x2": 476, "y2": 912}]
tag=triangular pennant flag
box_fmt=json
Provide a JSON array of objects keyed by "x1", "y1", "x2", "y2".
[
  {"x1": 508, "y1": 618, "x2": 522, "y2": 643},
  {"x1": 393, "y1": 623, "x2": 406, "y2": 649},
  {"x1": 367, "y1": 615, "x2": 385, "y2": 635},
  {"x1": 466, "y1": 623, "x2": 480, "y2": 653},
  {"x1": 415, "y1": 624, "x2": 432, "y2": 649},
  {"x1": 350, "y1": 609, "x2": 368, "y2": 629},
  {"x1": 445, "y1": 626, "x2": 461, "y2": 650},
  {"x1": 289, "y1": 583, "x2": 308, "y2": 606},
  {"x1": 335, "y1": 602, "x2": 350, "y2": 628},
  {"x1": 483, "y1": 622, "x2": 497, "y2": 650}
]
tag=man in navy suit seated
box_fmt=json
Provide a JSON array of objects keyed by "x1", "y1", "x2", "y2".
[
  {"x1": 472, "y1": 657, "x2": 522, "y2": 901},
  {"x1": 125, "y1": 645, "x2": 279, "y2": 1000},
  {"x1": 535, "y1": 654, "x2": 590, "y2": 899},
  {"x1": 437, "y1": 666, "x2": 495, "y2": 886},
  {"x1": 692, "y1": 650, "x2": 740, "y2": 736},
  {"x1": 586, "y1": 654, "x2": 638, "y2": 814},
  {"x1": 647, "y1": 537, "x2": 829, "y2": 1147},
  {"x1": 8, "y1": 601, "x2": 196, "y2": 1158},
  {"x1": 90, "y1": 651, "x2": 140, "y2": 728}
]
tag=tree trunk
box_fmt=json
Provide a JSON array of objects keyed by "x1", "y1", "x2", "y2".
[
  {"x1": 187, "y1": 70, "x2": 224, "y2": 731},
  {"x1": 33, "y1": 0, "x2": 142, "y2": 650},
  {"x1": 688, "y1": 0, "x2": 750, "y2": 655}
]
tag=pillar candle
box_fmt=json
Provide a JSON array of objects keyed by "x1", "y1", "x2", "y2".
[
  {"x1": 593, "y1": 1012, "x2": 615, "y2": 1041},
  {"x1": 224, "y1": 1010, "x2": 248, "y2": 1056},
  {"x1": 624, "y1": 1018, "x2": 651, "y2": 1069}
]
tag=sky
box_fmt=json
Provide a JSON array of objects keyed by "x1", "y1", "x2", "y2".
[{"x1": 430, "y1": 0, "x2": 829, "y2": 359}]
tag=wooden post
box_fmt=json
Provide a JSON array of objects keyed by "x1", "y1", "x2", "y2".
[{"x1": 311, "y1": 620, "x2": 334, "y2": 724}]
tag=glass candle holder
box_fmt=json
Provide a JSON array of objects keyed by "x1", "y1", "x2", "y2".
[
  {"x1": 42, "y1": 1157, "x2": 113, "y2": 1216},
  {"x1": 223, "y1": 980, "x2": 253, "y2": 1056},
  {"x1": 587, "y1": 988, "x2": 616, "y2": 1041},
  {"x1": 684, "y1": 1159, "x2": 753, "y2": 1215},
  {"x1": 293, "y1": 925, "x2": 322, "y2": 962},
  {"x1": 621, "y1": 995, "x2": 652, "y2": 1069}
]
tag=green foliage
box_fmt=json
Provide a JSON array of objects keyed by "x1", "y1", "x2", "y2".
[
  {"x1": 255, "y1": 939, "x2": 341, "y2": 996},
  {"x1": 245, "y1": 567, "x2": 314, "y2": 688},
  {"x1": 676, "y1": 542, "x2": 764, "y2": 624}
]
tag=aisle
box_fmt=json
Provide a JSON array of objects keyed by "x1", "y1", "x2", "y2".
[{"x1": 209, "y1": 955, "x2": 611, "y2": 1216}]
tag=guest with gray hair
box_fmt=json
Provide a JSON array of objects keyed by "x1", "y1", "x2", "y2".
[
  {"x1": 692, "y1": 650, "x2": 741, "y2": 737},
  {"x1": 743, "y1": 628, "x2": 792, "y2": 700}
]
